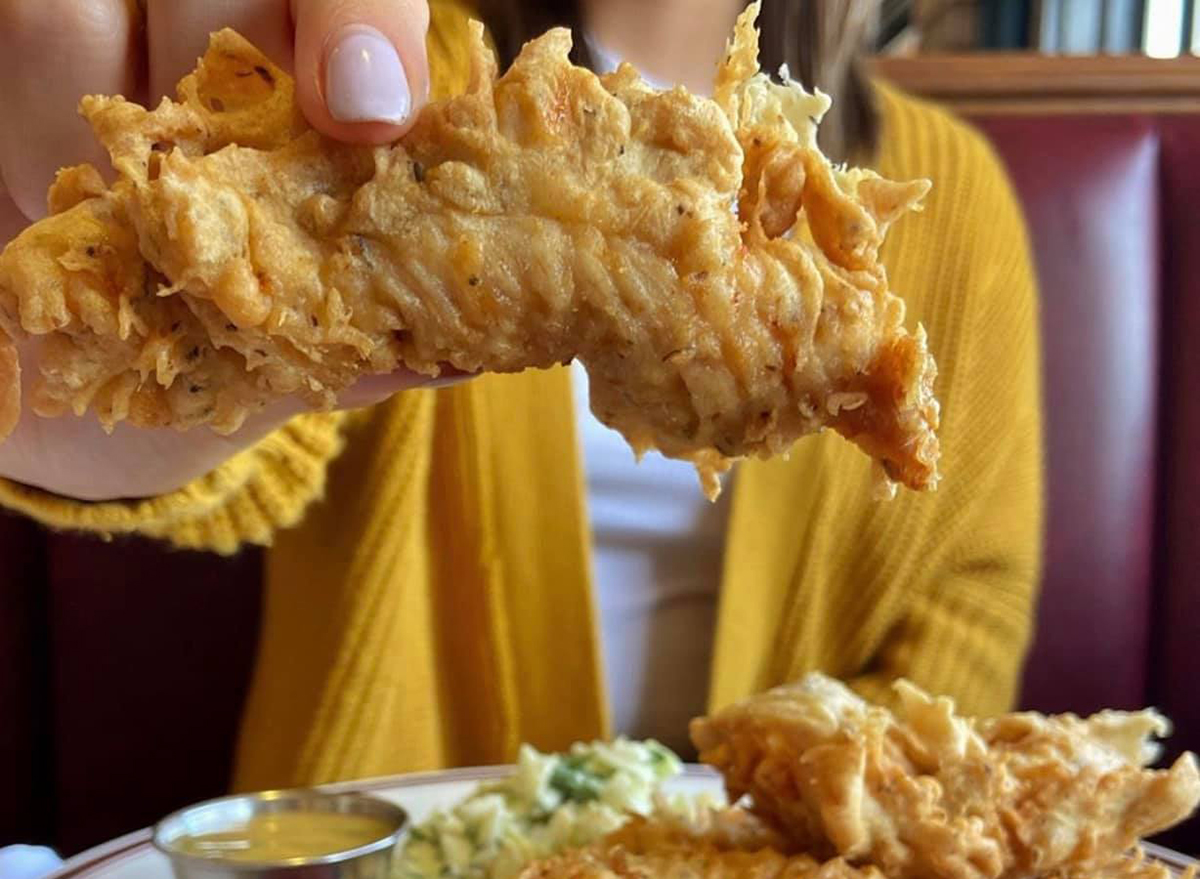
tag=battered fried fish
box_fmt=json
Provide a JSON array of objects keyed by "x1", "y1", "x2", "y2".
[
  {"x1": 520, "y1": 808, "x2": 1192, "y2": 879},
  {"x1": 690, "y1": 675, "x2": 1200, "y2": 879},
  {"x1": 0, "y1": 4, "x2": 940, "y2": 496},
  {"x1": 521, "y1": 809, "x2": 886, "y2": 879}
]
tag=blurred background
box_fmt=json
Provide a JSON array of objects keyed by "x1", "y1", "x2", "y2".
[
  {"x1": 1, "y1": 0, "x2": 1199, "y2": 864},
  {"x1": 884, "y1": 0, "x2": 1197, "y2": 55}
]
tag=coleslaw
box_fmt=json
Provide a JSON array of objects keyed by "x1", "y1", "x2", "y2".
[{"x1": 394, "y1": 738, "x2": 683, "y2": 879}]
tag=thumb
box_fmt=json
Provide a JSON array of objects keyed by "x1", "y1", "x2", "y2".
[{"x1": 291, "y1": 0, "x2": 431, "y2": 144}]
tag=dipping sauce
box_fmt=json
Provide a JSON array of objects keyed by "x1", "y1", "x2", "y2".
[{"x1": 174, "y1": 812, "x2": 396, "y2": 862}]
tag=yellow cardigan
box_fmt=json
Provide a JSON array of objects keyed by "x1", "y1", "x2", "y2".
[{"x1": 0, "y1": 1, "x2": 1043, "y2": 791}]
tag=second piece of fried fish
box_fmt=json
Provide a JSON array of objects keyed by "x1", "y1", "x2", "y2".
[
  {"x1": 520, "y1": 805, "x2": 1193, "y2": 879},
  {"x1": 691, "y1": 675, "x2": 1200, "y2": 879}
]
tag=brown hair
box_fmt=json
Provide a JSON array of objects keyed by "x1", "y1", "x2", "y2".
[{"x1": 475, "y1": 0, "x2": 880, "y2": 162}]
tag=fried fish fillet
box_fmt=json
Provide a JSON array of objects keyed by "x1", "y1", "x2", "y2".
[
  {"x1": 520, "y1": 808, "x2": 1192, "y2": 879},
  {"x1": 521, "y1": 808, "x2": 886, "y2": 879},
  {"x1": 690, "y1": 675, "x2": 1200, "y2": 879},
  {"x1": 0, "y1": 4, "x2": 940, "y2": 496}
]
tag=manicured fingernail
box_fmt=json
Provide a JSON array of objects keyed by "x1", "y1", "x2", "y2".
[{"x1": 325, "y1": 25, "x2": 411, "y2": 124}]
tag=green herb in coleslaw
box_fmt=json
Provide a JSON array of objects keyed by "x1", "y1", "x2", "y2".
[{"x1": 394, "y1": 739, "x2": 682, "y2": 879}]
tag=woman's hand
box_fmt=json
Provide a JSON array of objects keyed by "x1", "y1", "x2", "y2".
[{"x1": 0, "y1": 0, "x2": 445, "y2": 501}]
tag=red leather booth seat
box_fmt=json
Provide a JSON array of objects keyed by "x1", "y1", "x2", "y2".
[
  {"x1": 977, "y1": 117, "x2": 1199, "y2": 709},
  {"x1": 983, "y1": 116, "x2": 1165, "y2": 711},
  {"x1": 980, "y1": 116, "x2": 1163, "y2": 714},
  {"x1": 972, "y1": 115, "x2": 1200, "y2": 854},
  {"x1": 1, "y1": 112, "x2": 1198, "y2": 856},
  {"x1": 0, "y1": 533, "x2": 262, "y2": 853},
  {"x1": 1155, "y1": 117, "x2": 1200, "y2": 854}
]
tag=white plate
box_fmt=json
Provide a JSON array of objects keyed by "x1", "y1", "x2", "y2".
[{"x1": 47, "y1": 765, "x2": 1196, "y2": 879}]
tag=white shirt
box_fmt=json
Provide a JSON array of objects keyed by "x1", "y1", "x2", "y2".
[
  {"x1": 574, "y1": 39, "x2": 733, "y2": 755},
  {"x1": 573, "y1": 346, "x2": 732, "y2": 755}
]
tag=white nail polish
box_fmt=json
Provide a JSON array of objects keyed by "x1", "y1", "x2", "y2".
[{"x1": 325, "y1": 25, "x2": 411, "y2": 125}]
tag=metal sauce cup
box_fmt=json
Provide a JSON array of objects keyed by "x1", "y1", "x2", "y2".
[{"x1": 153, "y1": 790, "x2": 408, "y2": 879}]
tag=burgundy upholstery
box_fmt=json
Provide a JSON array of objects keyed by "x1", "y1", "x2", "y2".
[
  {"x1": 977, "y1": 114, "x2": 1200, "y2": 854},
  {"x1": 1152, "y1": 116, "x2": 1200, "y2": 856},
  {"x1": 0, "y1": 515, "x2": 51, "y2": 843},
  {"x1": 0, "y1": 526, "x2": 263, "y2": 854},
  {"x1": 971, "y1": 116, "x2": 1163, "y2": 714},
  {"x1": 1, "y1": 112, "x2": 1199, "y2": 856}
]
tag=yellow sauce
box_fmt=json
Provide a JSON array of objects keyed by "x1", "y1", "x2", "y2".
[{"x1": 175, "y1": 812, "x2": 395, "y2": 862}]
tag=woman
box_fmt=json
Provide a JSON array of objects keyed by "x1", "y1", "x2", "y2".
[{"x1": 0, "y1": 0, "x2": 1042, "y2": 790}]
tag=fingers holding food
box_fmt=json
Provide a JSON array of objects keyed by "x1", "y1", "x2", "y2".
[
  {"x1": 290, "y1": 0, "x2": 431, "y2": 142},
  {"x1": 0, "y1": 5, "x2": 939, "y2": 496}
]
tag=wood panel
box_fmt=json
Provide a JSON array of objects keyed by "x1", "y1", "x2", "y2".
[{"x1": 871, "y1": 53, "x2": 1200, "y2": 114}]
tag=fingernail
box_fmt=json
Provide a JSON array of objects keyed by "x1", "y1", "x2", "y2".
[{"x1": 325, "y1": 25, "x2": 411, "y2": 124}]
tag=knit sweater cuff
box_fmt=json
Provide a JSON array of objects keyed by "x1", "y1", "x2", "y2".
[{"x1": 0, "y1": 412, "x2": 349, "y2": 555}]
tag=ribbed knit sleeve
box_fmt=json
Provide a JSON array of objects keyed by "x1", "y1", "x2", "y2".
[
  {"x1": 0, "y1": 412, "x2": 351, "y2": 555},
  {"x1": 848, "y1": 87, "x2": 1045, "y2": 715},
  {"x1": 0, "y1": 0, "x2": 478, "y2": 556}
]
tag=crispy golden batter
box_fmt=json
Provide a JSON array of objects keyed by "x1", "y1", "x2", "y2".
[
  {"x1": 690, "y1": 675, "x2": 1200, "y2": 879},
  {"x1": 521, "y1": 809, "x2": 886, "y2": 879},
  {"x1": 520, "y1": 809, "x2": 1193, "y2": 879},
  {"x1": 0, "y1": 336, "x2": 17, "y2": 440},
  {"x1": 0, "y1": 4, "x2": 940, "y2": 495}
]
